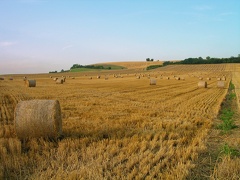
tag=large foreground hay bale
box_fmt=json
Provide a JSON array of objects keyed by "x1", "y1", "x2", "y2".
[
  {"x1": 56, "y1": 79, "x2": 63, "y2": 84},
  {"x1": 14, "y1": 100, "x2": 62, "y2": 139},
  {"x1": 25, "y1": 80, "x2": 36, "y2": 87},
  {"x1": 217, "y1": 81, "x2": 225, "y2": 88},
  {"x1": 150, "y1": 78, "x2": 157, "y2": 85},
  {"x1": 198, "y1": 81, "x2": 207, "y2": 88}
]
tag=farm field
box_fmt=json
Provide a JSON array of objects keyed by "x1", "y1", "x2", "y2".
[{"x1": 0, "y1": 63, "x2": 239, "y2": 179}]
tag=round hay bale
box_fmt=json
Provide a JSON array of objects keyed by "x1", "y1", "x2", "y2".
[
  {"x1": 97, "y1": 75, "x2": 101, "y2": 79},
  {"x1": 217, "y1": 81, "x2": 225, "y2": 88},
  {"x1": 71, "y1": 77, "x2": 75, "y2": 79},
  {"x1": 166, "y1": 77, "x2": 169, "y2": 80},
  {"x1": 150, "y1": 79, "x2": 157, "y2": 85},
  {"x1": 56, "y1": 79, "x2": 63, "y2": 84},
  {"x1": 0, "y1": 77, "x2": 4, "y2": 80},
  {"x1": 53, "y1": 77, "x2": 58, "y2": 81},
  {"x1": 206, "y1": 77, "x2": 211, "y2": 80},
  {"x1": 217, "y1": 77, "x2": 221, "y2": 81},
  {"x1": 89, "y1": 77, "x2": 92, "y2": 79},
  {"x1": 14, "y1": 100, "x2": 62, "y2": 139},
  {"x1": 136, "y1": 76, "x2": 140, "y2": 79},
  {"x1": 199, "y1": 77, "x2": 203, "y2": 80},
  {"x1": 198, "y1": 81, "x2": 207, "y2": 88},
  {"x1": 25, "y1": 80, "x2": 36, "y2": 87},
  {"x1": 221, "y1": 77, "x2": 226, "y2": 81},
  {"x1": 9, "y1": 78, "x2": 13, "y2": 80},
  {"x1": 175, "y1": 77, "x2": 180, "y2": 80},
  {"x1": 62, "y1": 77, "x2": 66, "y2": 82}
]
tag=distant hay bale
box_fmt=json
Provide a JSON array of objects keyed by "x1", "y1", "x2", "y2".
[
  {"x1": 150, "y1": 79, "x2": 157, "y2": 85},
  {"x1": 14, "y1": 99, "x2": 62, "y2": 139},
  {"x1": 89, "y1": 77, "x2": 92, "y2": 79},
  {"x1": 53, "y1": 78, "x2": 58, "y2": 81},
  {"x1": 175, "y1": 77, "x2": 180, "y2": 80},
  {"x1": 181, "y1": 77, "x2": 185, "y2": 80},
  {"x1": 221, "y1": 77, "x2": 226, "y2": 81},
  {"x1": 50, "y1": 76, "x2": 52, "y2": 78},
  {"x1": 198, "y1": 81, "x2": 207, "y2": 88},
  {"x1": 166, "y1": 77, "x2": 169, "y2": 80},
  {"x1": 217, "y1": 81, "x2": 225, "y2": 88},
  {"x1": 0, "y1": 77, "x2": 4, "y2": 80},
  {"x1": 56, "y1": 79, "x2": 63, "y2": 84},
  {"x1": 9, "y1": 78, "x2": 13, "y2": 80},
  {"x1": 206, "y1": 77, "x2": 211, "y2": 80},
  {"x1": 136, "y1": 76, "x2": 140, "y2": 79},
  {"x1": 217, "y1": 77, "x2": 221, "y2": 81},
  {"x1": 97, "y1": 75, "x2": 101, "y2": 79},
  {"x1": 25, "y1": 80, "x2": 36, "y2": 87},
  {"x1": 71, "y1": 77, "x2": 75, "y2": 79},
  {"x1": 199, "y1": 77, "x2": 203, "y2": 80},
  {"x1": 105, "y1": 77, "x2": 108, "y2": 80},
  {"x1": 23, "y1": 77, "x2": 27, "y2": 81}
]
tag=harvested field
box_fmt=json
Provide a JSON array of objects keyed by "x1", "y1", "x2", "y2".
[{"x1": 0, "y1": 63, "x2": 239, "y2": 179}]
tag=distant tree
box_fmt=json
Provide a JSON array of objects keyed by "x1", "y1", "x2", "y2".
[
  {"x1": 151, "y1": 59, "x2": 154, "y2": 61},
  {"x1": 238, "y1": 54, "x2": 240, "y2": 58},
  {"x1": 61, "y1": 69, "x2": 65, "y2": 72},
  {"x1": 198, "y1": 57, "x2": 203, "y2": 60},
  {"x1": 146, "y1": 58, "x2": 150, "y2": 61},
  {"x1": 206, "y1": 56, "x2": 211, "y2": 60}
]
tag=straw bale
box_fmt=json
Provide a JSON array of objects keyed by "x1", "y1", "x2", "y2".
[
  {"x1": 166, "y1": 77, "x2": 169, "y2": 80},
  {"x1": 9, "y1": 78, "x2": 13, "y2": 80},
  {"x1": 150, "y1": 79, "x2": 157, "y2": 85},
  {"x1": 53, "y1": 78, "x2": 58, "y2": 81},
  {"x1": 71, "y1": 77, "x2": 75, "y2": 79},
  {"x1": 217, "y1": 81, "x2": 225, "y2": 88},
  {"x1": 175, "y1": 77, "x2": 180, "y2": 80},
  {"x1": 0, "y1": 77, "x2": 4, "y2": 80},
  {"x1": 25, "y1": 80, "x2": 36, "y2": 87},
  {"x1": 198, "y1": 81, "x2": 207, "y2": 88},
  {"x1": 136, "y1": 76, "x2": 140, "y2": 79},
  {"x1": 56, "y1": 79, "x2": 63, "y2": 84},
  {"x1": 14, "y1": 99, "x2": 62, "y2": 139},
  {"x1": 217, "y1": 77, "x2": 221, "y2": 81},
  {"x1": 206, "y1": 77, "x2": 211, "y2": 80},
  {"x1": 221, "y1": 77, "x2": 226, "y2": 81}
]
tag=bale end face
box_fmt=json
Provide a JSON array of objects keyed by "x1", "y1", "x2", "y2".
[
  {"x1": 14, "y1": 99, "x2": 62, "y2": 140},
  {"x1": 198, "y1": 81, "x2": 207, "y2": 88},
  {"x1": 150, "y1": 79, "x2": 157, "y2": 85},
  {"x1": 217, "y1": 81, "x2": 225, "y2": 88},
  {"x1": 25, "y1": 80, "x2": 36, "y2": 87}
]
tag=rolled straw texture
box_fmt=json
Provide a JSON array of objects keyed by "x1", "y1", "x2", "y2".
[
  {"x1": 26, "y1": 80, "x2": 36, "y2": 87},
  {"x1": 217, "y1": 81, "x2": 225, "y2": 88},
  {"x1": 14, "y1": 100, "x2": 62, "y2": 139},
  {"x1": 198, "y1": 81, "x2": 207, "y2": 88}
]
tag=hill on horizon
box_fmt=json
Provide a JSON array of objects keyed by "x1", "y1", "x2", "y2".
[{"x1": 94, "y1": 61, "x2": 164, "y2": 70}]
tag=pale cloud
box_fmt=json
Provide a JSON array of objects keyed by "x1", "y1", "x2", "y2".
[
  {"x1": 194, "y1": 5, "x2": 212, "y2": 11},
  {"x1": 0, "y1": 41, "x2": 17, "y2": 47},
  {"x1": 62, "y1": 44, "x2": 74, "y2": 50}
]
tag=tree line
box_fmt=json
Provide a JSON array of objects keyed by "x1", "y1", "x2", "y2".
[{"x1": 163, "y1": 55, "x2": 240, "y2": 66}]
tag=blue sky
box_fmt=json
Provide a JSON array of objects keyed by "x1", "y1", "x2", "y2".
[{"x1": 0, "y1": 0, "x2": 239, "y2": 74}]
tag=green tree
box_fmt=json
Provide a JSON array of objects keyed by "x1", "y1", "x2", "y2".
[{"x1": 146, "y1": 58, "x2": 150, "y2": 61}]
